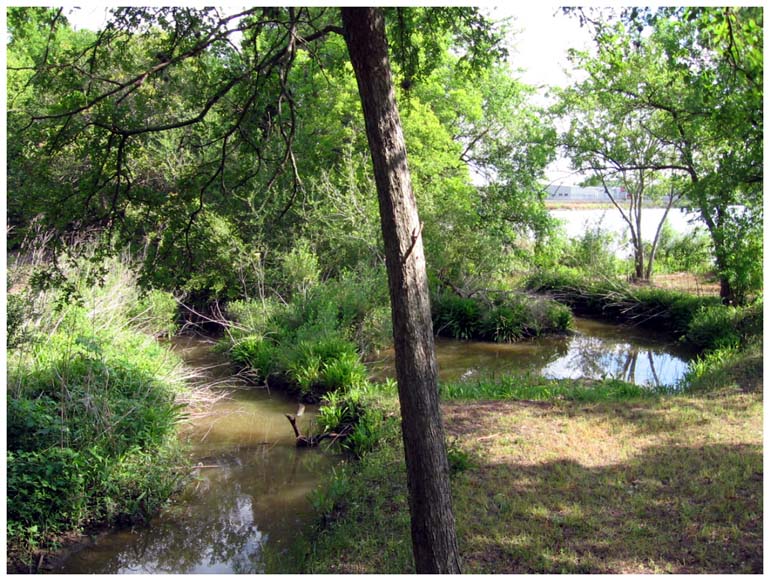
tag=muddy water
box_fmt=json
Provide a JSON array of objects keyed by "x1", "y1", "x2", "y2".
[
  {"x1": 368, "y1": 317, "x2": 693, "y2": 387},
  {"x1": 54, "y1": 336, "x2": 336, "y2": 574}
]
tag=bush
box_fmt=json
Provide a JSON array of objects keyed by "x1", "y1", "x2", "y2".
[
  {"x1": 230, "y1": 335, "x2": 278, "y2": 381},
  {"x1": 432, "y1": 290, "x2": 572, "y2": 343},
  {"x1": 686, "y1": 301, "x2": 763, "y2": 352},
  {"x1": 481, "y1": 302, "x2": 528, "y2": 342},
  {"x1": 7, "y1": 252, "x2": 187, "y2": 560},
  {"x1": 562, "y1": 224, "x2": 621, "y2": 275},
  {"x1": 651, "y1": 222, "x2": 713, "y2": 274},
  {"x1": 127, "y1": 289, "x2": 178, "y2": 337},
  {"x1": 321, "y1": 352, "x2": 368, "y2": 391},
  {"x1": 432, "y1": 293, "x2": 484, "y2": 340},
  {"x1": 524, "y1": 267, "x2": 719, "y2": 340}
]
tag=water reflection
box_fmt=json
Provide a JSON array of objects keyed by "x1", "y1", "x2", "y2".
[
  {"x1": 54, "y1": 335, "x2": 337, "y2": 575},
  {"x1": 58, "y1": 444, "x2": 332, "y2": 574},
  {"x1": 369, "y1": 317, "x2": 692, "y2": 388}
]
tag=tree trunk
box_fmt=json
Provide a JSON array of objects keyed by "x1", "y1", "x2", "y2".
[{"x1": 341, "y1": 7, "x2": 462, "y2": 574}]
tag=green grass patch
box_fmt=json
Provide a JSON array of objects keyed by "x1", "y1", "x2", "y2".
[{"x1": 440, "y1": 375, "x2": 666, "y2": 402}]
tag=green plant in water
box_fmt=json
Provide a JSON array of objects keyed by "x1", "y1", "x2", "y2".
[
  {"x1": 230, "y1": 335, "x2": 277, "y2": 381},
  {"x1": 321, "y1": 352, "x2": 368, "y2": 391},
  {"x1": 482, "y1": 303, "x2": 526, "y2": 342},
  {"x1": 432, "y1": 293, "x2": 484, "y2": 340}
]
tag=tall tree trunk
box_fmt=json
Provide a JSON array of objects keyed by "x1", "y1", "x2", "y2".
[{"x1": 341, "y1": 7, "x2": 462, "y2": 574}]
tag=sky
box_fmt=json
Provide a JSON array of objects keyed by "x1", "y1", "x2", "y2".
[{"x1": 63, "y1": 4, "x2": 592, "y2": 183}]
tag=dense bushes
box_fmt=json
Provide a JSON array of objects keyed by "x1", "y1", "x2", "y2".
[
  {"x1": 7, "y1": 254, "x2": 185, "y2": 562},
  {"x1": 222, "y1": 265, "x2": 390, "y2": 400},
  {"x1": 524, "y1": 267, "x2": 721, "y2": 340},
  {"x1": 431, "y1": 291, "x2": 572, "y2": 342}
]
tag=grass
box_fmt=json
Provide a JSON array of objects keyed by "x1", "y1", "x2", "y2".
[
  {"x1": 298, "y1": 378, "x2": 762, "y2": 573},
  {"x1": 7, "y1": 250, "x2": 188, "y2": 570}
]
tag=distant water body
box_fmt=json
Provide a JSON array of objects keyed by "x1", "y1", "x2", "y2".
[{"x1": 550, "y1": 207, "x2": 701, "y2": 240}]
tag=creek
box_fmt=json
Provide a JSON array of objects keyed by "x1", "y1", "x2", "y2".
[
  {"x1": 53, "y1": 318, "x2": 692, "y2": 573},
  {"x1": 53, "y1": 336, "x2": 336, "y2": 574},
  {"x1": 369, "y1": 317, "x2": 693, "y2": 388}
]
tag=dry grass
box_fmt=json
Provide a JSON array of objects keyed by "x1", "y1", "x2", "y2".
[
  {"x1": 304, "y1": 389, "x2": 763, "y2": 574},
  {"x1": 445, "y1": 392, "x2": 763, "y2": 573},
  {"x1": 647, "y1": 272, "x2": 721, "y2": 297}
]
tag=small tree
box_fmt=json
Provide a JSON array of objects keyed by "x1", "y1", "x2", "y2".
[{"x1": 559, "y1": 78, "x2": 682, "y2": 281}]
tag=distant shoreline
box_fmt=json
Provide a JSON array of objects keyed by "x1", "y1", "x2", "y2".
[{"x1": 545, "y1": 201, "x2": 678, "y2": 210}]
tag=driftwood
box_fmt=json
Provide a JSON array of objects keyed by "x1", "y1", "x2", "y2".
[{"x1": 284, "y1": 412, "x2": 352, "y2": 448}]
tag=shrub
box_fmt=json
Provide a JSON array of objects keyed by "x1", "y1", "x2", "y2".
[
  {"x1": 321, "y1": 352, "x2": 368, "y2": 391},
  {"x1": 7, "y1": 251, "x2": 187, "y2": 559},
  {"x1": 686, "y1": 301, "x2": 763, "y2": 352},
  {"x1": 432, "y1": 293, "x2": 484, "y2": 340},
  {"x1": 432, "y1": 290, "x2": 572, "y2": 343},
  {"x1": 562, "y1": 224, "x2": 621, "y2": 275},
  {"x1": 127, "y1": 289, "x2": 178, "y2": 337},
  {"x1": 481, "y1": 303, "x2": 527, "y2": 342},
  {"x1": 524, "y1": 267, "x2": 720, "y2": 341},
  {"x1": 230, "y1": 335, "x2": 278, "y2": 381},
  {"x1": 652, "y1": 223, "x2": 713, "y2": 274},
  {"x1": 283, "y1": 335, "x2": 361, "y2": 395}
]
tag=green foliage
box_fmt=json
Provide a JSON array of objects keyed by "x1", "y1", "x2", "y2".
[
  {"x1": 446, "y1": 439, "x2": 473, "y2": 474},
  {"x1": 7, "y1": 292, "x2": 31, "y2": 350},
  {"x1": 440, "y1": 375, "x2": 663, "y2": 402},
  {"x1": 651, "y1": 223, "x2": 713, "y2": 274},
  {"x1": 321, "y1": 352, "x2": 369, "y2": 391},
  {"x1": 561, "y1": 224, "x2": 621, "y2": 276},
  {"x1": 685, "y1": 301, "x2": 763, "y2": 352},
  {"x1": 482, "y1": 303, "x2": 528, "y2": 342},
  {"x1": 308, "y1": 465, "x2": 353, "y2": 516},
  {"x1": 6, "y1": 252, "x2": 187, "y2": 558},
  {"x1": 680, "y1": 340, "x2": 762, "y2": 394},
  {"x1": 230, "y1": 336, "x2": 278, "y2": 381},
  {"x1": 223, "y1": 269, "x2": 392, "y2": 397},
  {"x1": 524, "y1": 267, "x2": 721, "y2": 341},
  {"x1": 127, "y1": 289, "x2": 179, "y2": 337},
  {"x1": 7, "y1": 6, "x2": 555, "y2": 305},
  {"x1": 432, "y1": 291, "x2": 572, "y2": 342},
  {"x1": 432, "y1": 294, "x2": 484, "y2": 340},
  {"x1": 563, "y1": 7, "x2": 763, "y2": 304},
  {"x1": 281, "y1": 240, "x2": 321, "y2": 299}
]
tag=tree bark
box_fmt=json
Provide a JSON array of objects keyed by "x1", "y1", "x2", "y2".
[{"x1": 341, "y1": 7, "x2": 462, "y2": 574}]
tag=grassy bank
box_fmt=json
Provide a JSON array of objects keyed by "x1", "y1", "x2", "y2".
[
  {"x1": 524, "y1": 267, "x2": 761, "y2": 352},
  {"x1": 296, "y1": 377, "x2": 762, "y2": 573},
  {"x1": 279, "y1": 263, "x2": 763, "y2": 573},
  {"x1": 7, "y1": 252, "x2": 188, "y2": 570}
]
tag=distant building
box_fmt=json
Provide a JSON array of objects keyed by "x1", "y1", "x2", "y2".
[{"x1": 546, "y1": 184, "x2": 628, "y2": 202}]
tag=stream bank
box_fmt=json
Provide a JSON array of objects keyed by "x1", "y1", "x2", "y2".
[{"x1": 51, "y1": 335, "x2": 338, "y2": 574}]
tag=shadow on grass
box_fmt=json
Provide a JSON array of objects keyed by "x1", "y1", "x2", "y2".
[{"x1": 455, "y1": 442, "x2": 762, "y2": 573}]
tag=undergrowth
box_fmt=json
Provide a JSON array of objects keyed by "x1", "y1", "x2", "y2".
[
  {"x1": 7, "y1": 250, "x2": 186, "y2": 567},
  {"x1": 431, "y1": 291, "x2": 572, "y2": 342}
]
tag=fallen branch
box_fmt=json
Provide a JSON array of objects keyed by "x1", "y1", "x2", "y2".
[{"x1": 284, "y1": 413, "x2": 352, "y2": 448}]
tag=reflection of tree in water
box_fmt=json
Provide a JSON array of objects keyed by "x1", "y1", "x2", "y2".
[
  {"x1": 543, "y1": 334, "x2": 683, "y2": 387},
  {"x1": 64, "y1": 445, "x2": 333, "y2": 574}
]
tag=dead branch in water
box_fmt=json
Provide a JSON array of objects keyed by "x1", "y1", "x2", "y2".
[{"x1": 284, "y1": 412, "x2": 352, "y2": 448}]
